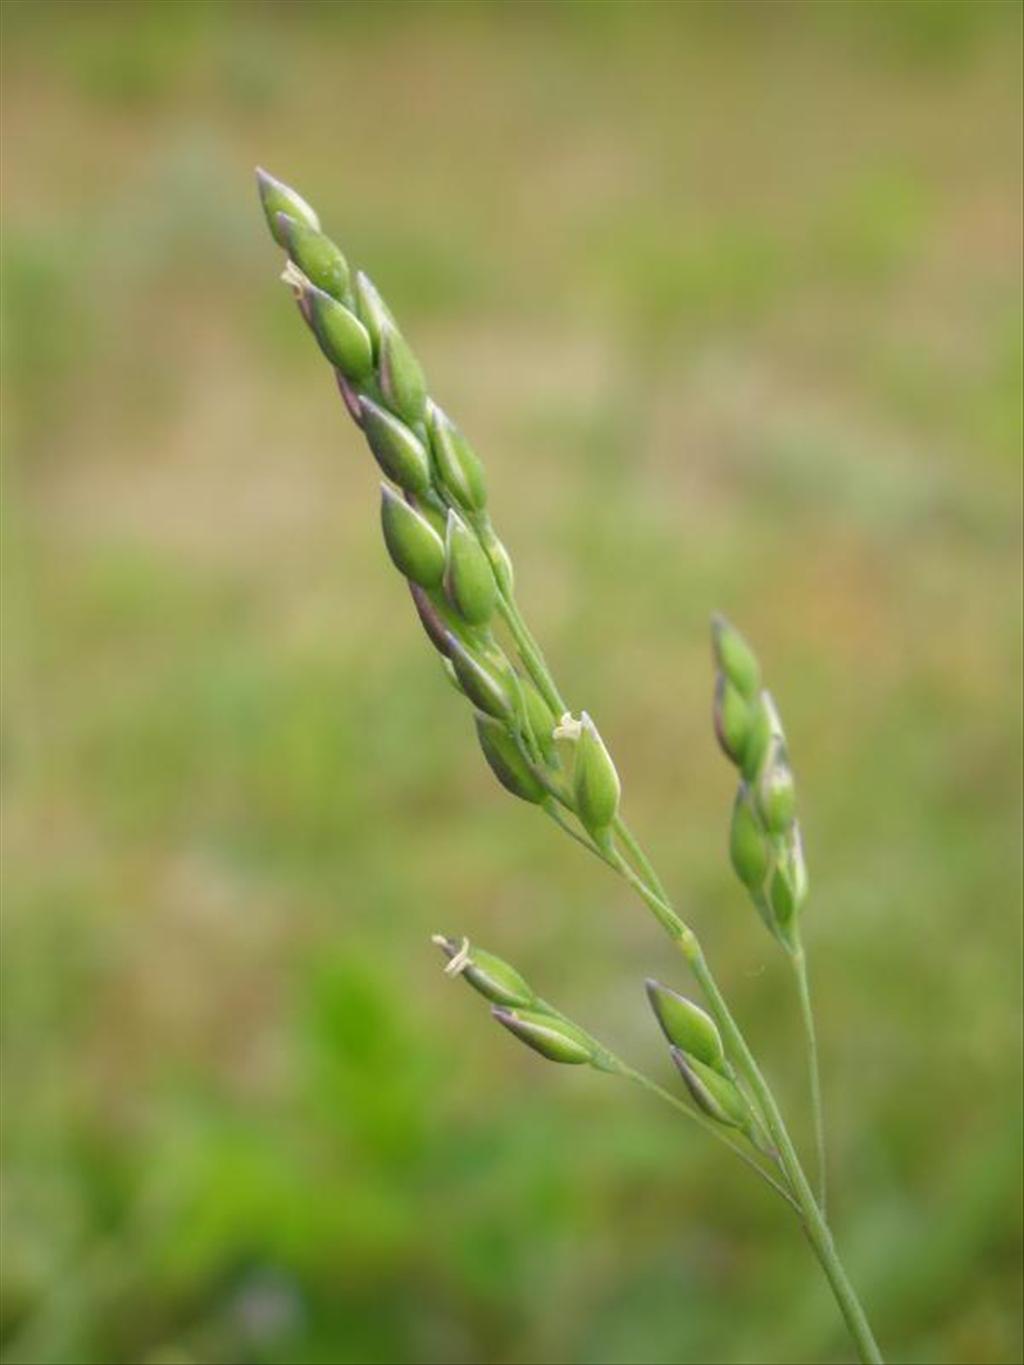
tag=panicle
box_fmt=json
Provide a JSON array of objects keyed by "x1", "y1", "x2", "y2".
[{"x1": 712, "y1": 616, "x2": 808, "y2": 951}]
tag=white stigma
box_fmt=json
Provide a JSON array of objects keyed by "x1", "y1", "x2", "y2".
[
  {"x1": 280, "y1": 260, "x2": 310, "y2": 298},
  {"x1": 552, "y1": 711, "x2": 583, "y2": 742}
]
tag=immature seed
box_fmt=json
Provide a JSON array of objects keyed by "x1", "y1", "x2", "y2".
[
  {"x1": 360, "y1": 397, "x2": 433, "y2": 495},
  {"x1": 475, "y1": 714, "x2": 547, "y2": 804},
  {"x1": 305, "y1": 284, "x2": 373, "y2": 381},
  {"x1": 646, "y1": 980, "x2": 726, "y2": 1072},
  {"x1": 711, "y1": 613, "x2": 761, "y2": 701},
  {"x1": 446, "y1": 636, "x2": 512, "y2": 719},
  {"x1": 426, "y1": 401, "x2": 488, "y2": 512},
  {"x1": 714, "y1": 674, "x2": 752, "y2": 768},
  {"x1": 256, "y1": 167, "x2": 319, "y2": 245},
  {"x1": 443, "y1": 510, "x2": 497, "y2": 626},
  {"x1": 756, "y1": 736, "x2": 797, "y2": 834},
  {"x1": 277, "y1": 212, "x2": 349, "y2": 299},
  {"x1": 729, "y1": 786, "x2": 770, "y2": 892},
  {"x1": 353, "y1": 270, "x2": 396, "y2": 358},
  {"x1": 573, "y1": 712, "x2": 621, "y2": 839},
  {"x1": 671, "y1": 1049, "x2": 750, "y2": 1128},
  {"x1": 378, "y1": 319, "x2": 427, "y2": 425},
  {"x1": 492, "y1": 1008, "x2": 594, "y2": 1065},
  {"x1": 433, "y1": 935, "x2": 536, "y2": 1007}
]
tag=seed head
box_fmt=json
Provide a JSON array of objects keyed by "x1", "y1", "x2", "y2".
[
  {"x1": 646, "y1": 980, "x2": 726, "y2": 1071},
  {"x1": 492, "y1": 1007, "x2": 594, "y2": 1065}
]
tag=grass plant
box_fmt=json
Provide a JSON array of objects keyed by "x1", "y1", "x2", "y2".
[{"x1": 256, "y1": 167, "x2": 884, "y2": 1365}]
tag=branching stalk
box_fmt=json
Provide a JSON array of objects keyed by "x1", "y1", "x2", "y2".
[
  {"x1": 793, "y1": 940, "x2": 827, "y2": 1214},
  {"x1": 255, "y1": 168, "x2": 884, "y2": 1365}
]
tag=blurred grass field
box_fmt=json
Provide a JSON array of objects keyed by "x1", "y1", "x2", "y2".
[{"x1": 1, "y1": 2, "x2": 1022, "y2": 1363}]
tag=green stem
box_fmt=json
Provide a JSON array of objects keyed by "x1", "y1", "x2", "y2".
[
  {"x1": 596, "y1": 846, "x2": 881, "y2": 1363},
  {"x1": 615, "y1": 1063, "x2": 799, "y2": 1212},
  {"x1": 685, "y1": 944, "x2": 881, "y2": 1364},
  {"x1": 491, "y1": 583, "x2": 878, "y2": 1358},
  {"x1": 496, "y1": 594, "x2": 566, "y2": 717},
  {"x1": 542, "y1": 801, "x2": 605, "y2": 858},
  {"x1": 614, "y1": 815, "x2": 671, "y2": 905},
  {"x1": 793, "y1": 941, "x2": 827, "y2": 1215},
  {"x1": 532, "y1": 992, "x2": 798, "y2": 1212}
]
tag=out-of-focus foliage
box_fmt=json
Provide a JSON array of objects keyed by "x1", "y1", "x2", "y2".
[{"x1": 2, "y1": 3, "x2": 1021, "y2": 1362}]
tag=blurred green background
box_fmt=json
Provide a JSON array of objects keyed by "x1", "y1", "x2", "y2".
[{"x1": 2, "y1": 2, "x2": 1022, "y2": 1363}]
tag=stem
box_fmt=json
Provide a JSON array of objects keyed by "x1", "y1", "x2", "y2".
[
  {"x1": 614, "y1": 815, "x2": 671, "y2": 905},
  {"x1": 491, "y1": 582, "x2": 879, "y2": 1357},
  {"x1": 616, "y1": 1064, "x2": 800, "y2": 1213},
  {"x1": 496, "y1": 594, "x2": 566, "y2": 717},
  {"x1": 793, "y1": 941, "x2": 827, "y2": 1215},
  {"x1": 542, "y1": 801, "x2": 607, "y2": 859},
  {"x1": 685, "y1": 946, "x2": 881, "y2": 1363},
  {"x1": 533, "y1": 991, "x2": 799, "y2": 1213},
  {"x1": 595, "y1": 844, "x2": 881, "y2": 1362},
  {"x1": 607, "y1": 845, "x2": 691, "y2": 945}
]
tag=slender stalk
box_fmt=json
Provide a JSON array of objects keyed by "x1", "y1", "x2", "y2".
[
  {"x1": 542, "y1": 802, "x2": 607, "y2": 859},
  {"x1": 497, "y1": 595, "x2": 566, "y2": 717},
  {"x1": 593, "y1": 843, "x2": 882, "y2": 1363},
  {"x1": 257, "y1": 176, "x2": 882, "y2": 1361},
  {"x1": 686, "y1": 945, "x2": 881, "y2": 1364},
  {"x1": 792, "y1": 940, "x2": 827, "y2": 1215},
  {"x1": 528, "y1": 989, "x2": 797, "y2": 1211},
  {"x1": 614, "y1": 815, "x2": 672, "y2": 906},
  {"x1": 615, "y1": 1063, "x2": 799, "y2": 1212}
]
